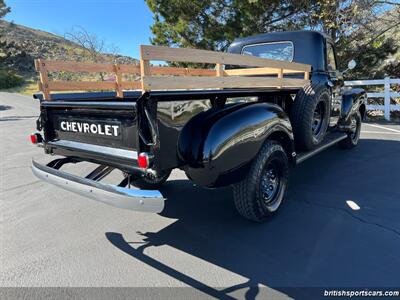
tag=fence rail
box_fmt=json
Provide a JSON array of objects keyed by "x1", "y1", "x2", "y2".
[{"x1": 345, "y1": 77, "x2": 400, "y2": 120}]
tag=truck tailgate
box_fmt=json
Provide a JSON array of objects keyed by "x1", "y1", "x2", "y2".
[{"x1": 41, "y1": 101, "x2": 139, "y2": 170}]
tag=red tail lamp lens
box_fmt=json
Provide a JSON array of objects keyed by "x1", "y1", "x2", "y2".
[
  {"x1": 30, "y1": 134, "x2": 38, "y2": 144},
  {"x1": 30, "y1": 133, "x2": 42, "y2": 144},
  {"x1": 138, "y1": 153, "x2": 149, "y2": 169}
]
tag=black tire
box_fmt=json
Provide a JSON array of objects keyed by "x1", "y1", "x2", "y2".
[
  {"x1": 232, "y1": 140, "x2": 289, "y2": 222},
  {"x1": 338, "y1": 111, "x2": 361, "y2": 149},
  {"x1": 130, "y1": 169, "x2": 171, "y2": 190},
  {"x1": 291, "y1": 84, "x2": 331, "y2": 150}
]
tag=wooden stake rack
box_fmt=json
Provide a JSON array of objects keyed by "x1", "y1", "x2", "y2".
[{"x1": 35, "y1": 45, "x2": 311, "y2": 100}]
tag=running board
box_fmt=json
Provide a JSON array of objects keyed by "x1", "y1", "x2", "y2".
[{"x1": 295, "y1": 132, "x2": 347, "y2": 164}]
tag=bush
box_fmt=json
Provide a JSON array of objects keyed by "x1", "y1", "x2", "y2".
[{"x1": 0, "y1": 69, "x2": 24, "y2": 89}]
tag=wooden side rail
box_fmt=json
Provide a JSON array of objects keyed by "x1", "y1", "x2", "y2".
[
  {"x1": 140, "y1": 45, "x2": 310, "y2": 91},
  {"x1": 34, "y1": 59, "x2": 141, "y2": 100},
  {"x1": 35, "y1": 44, "x2": 311, "y2": 100},
  {"x1": 34, "y1": 59, "x2": 216, "y2": 100}
]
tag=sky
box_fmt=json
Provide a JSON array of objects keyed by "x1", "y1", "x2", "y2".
[{"x1": 4, "y1": 0, "x2": 154, "y2": 59}]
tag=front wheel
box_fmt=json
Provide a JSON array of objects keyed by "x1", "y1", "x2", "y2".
[
  {"x1": 232, "y1": 140, "x2": 289, "y2": 222},
  {"x1": 338, "y1": 111, "x2": 362, "y2": 149}
]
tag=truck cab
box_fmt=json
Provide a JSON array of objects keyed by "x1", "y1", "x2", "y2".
[{"x1": 227, "y1": 31, "x2": 345, "y2": 127}]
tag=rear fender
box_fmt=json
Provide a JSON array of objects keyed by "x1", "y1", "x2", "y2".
[
  {"x1": 341, "y1": 88, "x2": 367, "y2": 121},
  {"x1": 177, "y1": 102, "x2": 293, "y2": 187}
]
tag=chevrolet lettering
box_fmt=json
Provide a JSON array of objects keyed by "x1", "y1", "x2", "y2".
[{"x1": 60, "y1": 121, "x2": 120, "y2": 137}]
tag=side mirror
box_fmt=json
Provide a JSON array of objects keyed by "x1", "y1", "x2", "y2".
[
  {"x1": 342, "y1": 59, "x2": 357, "y2": 76},
  {"x1": 347, "y1": 59, "x2": 356, "y2": 70}
]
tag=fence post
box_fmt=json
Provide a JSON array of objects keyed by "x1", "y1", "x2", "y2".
[{"x1": 384, "y1": 77, "x2": 391, "y2": 121}]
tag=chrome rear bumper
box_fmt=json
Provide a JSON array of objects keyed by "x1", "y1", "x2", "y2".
[{"x1": 31, "y1": 160, "x2": 165, "y2": 213}]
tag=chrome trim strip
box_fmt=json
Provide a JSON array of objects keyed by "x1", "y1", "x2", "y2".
[
  {"x1": 47, "y1": 140, "x2": 138, "y2": 160},
  {"x1": 41, "y1": 101, "x2": 137, "y2": 109},
  {"x1": 31, "y1": 160, "x2": 164, "y2": 213}
]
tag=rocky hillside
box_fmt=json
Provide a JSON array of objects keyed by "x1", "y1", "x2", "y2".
[{"x1": 0, "y1": 20, "x2": 138, "y2": 76}]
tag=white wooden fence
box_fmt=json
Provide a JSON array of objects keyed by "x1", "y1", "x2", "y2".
[{"x1": 345, "y1": 77, "x2": 400, "y2": 120}]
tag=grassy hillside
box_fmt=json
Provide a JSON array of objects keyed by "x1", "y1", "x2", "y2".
[{"x1": 0, "y1": 20, "x2": 138, "y2": 93}]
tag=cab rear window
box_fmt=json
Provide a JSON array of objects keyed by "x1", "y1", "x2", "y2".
[{"x1": 241, "y1": 41, "x2": 294, "y2": 62}]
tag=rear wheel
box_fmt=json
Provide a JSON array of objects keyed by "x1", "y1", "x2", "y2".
[
  {"x1": 338, "y1": 111, "x2": 361, "y2": 149},
  {"x1": 291, "y1": 84, "x2": 331, "y2": 150},
  {"x1": 130, "y1": 169, "x2": 171, "y2": 190},
  {"x1": 232, "y1": 140, "x2": 289, "y2": 222}
]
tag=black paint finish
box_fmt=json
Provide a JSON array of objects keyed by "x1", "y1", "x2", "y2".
[
  {"x1": 341, "y1": 88, "x2": 367, "y2": 121},
  {"x1": 43, "y1": 101, "x2": 138, "y2": 150},
  {"x1": 228, "y1": 31, "x2": 329, "y2": 72},
  {"x1": 177, "y1": 102, "x2": 293, "y2": 187}
]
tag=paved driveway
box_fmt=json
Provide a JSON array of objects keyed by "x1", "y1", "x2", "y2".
[{"x1": 1, "y1": 92, "x2": 399, "y2": 299}]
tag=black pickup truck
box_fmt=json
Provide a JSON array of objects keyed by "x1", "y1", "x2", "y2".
[{"x1": 31, "y1": 31, "x2": 366, "y2": 222}]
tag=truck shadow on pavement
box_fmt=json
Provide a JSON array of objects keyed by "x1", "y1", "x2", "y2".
[
  {"x1": 106, "y1": 138, "x2": 400, "y2": 299},
  {"x1": 0, "y1": 105, "x2": 13, "y2": 111}
]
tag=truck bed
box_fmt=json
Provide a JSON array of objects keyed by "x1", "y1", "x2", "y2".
[{"x1": 34, "y1": 45, "x2": 311, "y2": 100}]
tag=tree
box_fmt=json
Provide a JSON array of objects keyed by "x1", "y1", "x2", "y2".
[
  {"x1": 64, "y1": 26, "x2": 119, "y2": 63},
  {"x1": 333, "y1": 6, "x2": 400, "y2": 78},
  {"x1": 145, "y1": 0, "x2": 310, "y2": 51},
  {"x1": 0, "y1": 0, "x2": 11, "y2": 19},
  {"x1": 64, "y1": 26, "x2": 120, "y2": 80},
  {"x1": 145, "y1": 0, "x2": 400, "y2": 78}
]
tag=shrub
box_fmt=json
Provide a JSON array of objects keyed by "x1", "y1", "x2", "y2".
[{"x1": 0, "y1": 69, "x2": 24, "y2": 89}]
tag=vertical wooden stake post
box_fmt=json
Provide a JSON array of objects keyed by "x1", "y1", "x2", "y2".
[
  {"x1": 140, "y1": 45, "x2": 151, "y2": 93},
  {"x1": 114, "y1": 64, "x2": 123, "y2": 98},
  {"x1": 35, "y1": 59, "x2": 51, "y2": 100},
  {"x1": 278, "y1": 68, "x2": 283, "y2": 88},
  {"x1": 216, "y1": 63, "x2": 224, "y2": 77}
]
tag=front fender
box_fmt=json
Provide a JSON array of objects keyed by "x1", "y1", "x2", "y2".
[
  {"x1": 341, "y1": 88, "x2": 367, "y2": 121},
  {"x1": 177, "y1": 102, "x2": 293, "y2": 187}
]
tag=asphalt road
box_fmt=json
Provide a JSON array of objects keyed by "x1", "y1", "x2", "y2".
[{"x1": 1, "y1": 92, "x2": 400, "y2": 299}]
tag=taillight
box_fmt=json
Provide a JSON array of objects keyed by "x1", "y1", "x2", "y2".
[
  {"x1": 138, "y1": 152, "x2": 152, "y2": 169},
  {"x1": 30, "y1": 133, "x2": 42, "y2": 144},
  {"x1": 30, "y1": 134, "x2": 37, "y2": 144}
]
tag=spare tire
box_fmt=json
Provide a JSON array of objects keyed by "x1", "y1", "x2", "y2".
[{"x1": 290, "y1": 84, "x2": 331, "y2": 150}]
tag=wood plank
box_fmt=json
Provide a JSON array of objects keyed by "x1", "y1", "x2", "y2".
[
  {"x1": 47, "y1": 81, "x2": 116, "y2": 91},
  {"x1": 42, "y1": 60, "x2": 115, "y2": 73},
  {"x1": 185, "y1": 68, "x2": 215, "y2": 76},
  {"x1": 150, "y1": 66, "x2": 215, "y2": 76},
  {"x1": 35, "y1": 59, "x2": 51, "y2": 100},
  {"x1": 119, "y1": 65, "x2": 141, "y2": 74},
  {"x1": 216, "y1": 63, "x2": 224, "y2": 77},
  {"x1": 140, "y1": 45, "x2": 311, "y2": 72},
  {"x1": 224, "y1": 67, "x2": 305, "y2": 76},
  {"x1": 120, "y1": 81, "x2": 142, "y2": 90},
  {"x1": 151, "y1": 66, "x2": 187, "y2": 76},
  {"x1": 278, "y1": 68, "x2": 283, "y2": 88},
  {"x1": 114, "y1": 64, "x2": 123, "y2": 97},
  {"x1": 142, "y1": 76, "x2": 308, "y2": 90},
  {"x1": 140, "y1": 46, "x2": 151, "y2": 92}
]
